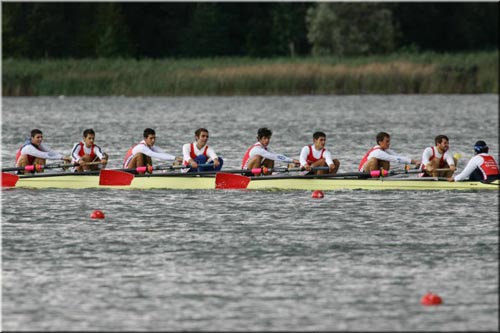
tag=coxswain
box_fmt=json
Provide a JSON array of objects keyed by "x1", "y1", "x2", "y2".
[{"x1": 448, "y1": 140, "x2": 499, "y2": 182}]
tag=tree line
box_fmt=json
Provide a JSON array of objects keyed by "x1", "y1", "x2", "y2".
[{"x1": 2, "y1": 2, "x2": 498, "y2": 59}]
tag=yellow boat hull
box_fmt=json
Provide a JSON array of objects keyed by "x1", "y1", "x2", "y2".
[{"x1": 7, "y1": 174, "x2": 499, "y2": 191}]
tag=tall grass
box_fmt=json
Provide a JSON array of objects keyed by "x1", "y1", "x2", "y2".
[{"x1": 2, "y1": 51, "x2": 498, "y2": 96}]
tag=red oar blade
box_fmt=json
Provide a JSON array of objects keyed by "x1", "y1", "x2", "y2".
[
  {"x1": 215, "y1": 172, "x2": 251, "y2": 189},
  {"x1": 99, "y1": 170, "x2": 134, "y2": 186},
  {"x1": 2, "y1": 172, "x2": 20, "y2": 187}
]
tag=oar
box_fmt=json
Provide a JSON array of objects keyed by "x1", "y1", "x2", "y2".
[
  {"x1": 98, "y1": 163, "x2": 215, "y2": 186},
  {"x1": 250, "y1": 166, "x2": 329, "y2": 175},
  {"x1": 215, "y1": 170, "x2": 374, "y2": 190},
  {"x1": 113, "y1": 163, "x2": 213, "y2": 174},
  {"x1": 1, "y1": 172, "x2": 20, "y2": 187},
  {"x1": 215, "y1": 167, "x2": 428, "y2": 189},
  {"x1": 2, "y1": 161, "x2": 103, "y2": 172},
  {"x1": 215, "y1": 173, "x2": 251, "y2": 189},
  {"x1": 99, "y1": 169, "x2": 134, "y2": 186},
  {"x1": 396, "y1": 167, "x2": 452, "y2": 175}
]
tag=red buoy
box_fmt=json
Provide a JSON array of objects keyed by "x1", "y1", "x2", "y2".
[
  {"x1": 311, "y1": 190, "x2": 324, "y2": 199},
  {"x1": 420, "y1": 292, "x2": 442, "y2": 306},
  {"x1": 90, "y1": 210, "x2": 105, "y2": 219}
]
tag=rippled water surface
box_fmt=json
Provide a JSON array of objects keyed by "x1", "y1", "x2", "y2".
[{"x1": 1, "y1": 95, "x2": 499, "y2": 331}]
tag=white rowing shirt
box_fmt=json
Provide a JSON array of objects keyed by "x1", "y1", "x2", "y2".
[
  {"x1": 123, "y1": 140, "x2": 176, "y2": 168},
  {"x1": 358, "y1": 145, "x2": 412, "y2": 171},
  {"x1": 71, "y1": 142, "x2": 106, "y2": 164},
  {"x1": 420, "y1": 146, "x2": 455, "y2": 168},
  {"x1": 453, "y1": 153, "x2": 499, "y2": 181},
  {"x1": 182, "y1": 142, "x2": 218, "y2": 164},
  {"x1": 299, "y1": 145, "x2": 334, "y2": 167},
  {"x1": 18, "y1": 142, "x2": 65, "y2": 161},
  {"x1": 242, "y1": 142, "x2": 294, "y2": 169}
]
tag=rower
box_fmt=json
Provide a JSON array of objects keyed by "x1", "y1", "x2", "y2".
[
  {"x1": 448, "y1": 140, "x2": 499, "y2": 182},
  {"x1": 299, "y1": 131, "x2": 340, "y2": 175},
  {"x1": 182, "y1": 128, "x2": 223, "y2": 173},
  {"x1": 419, "y1": 134, "x2": 457, "y2": 177},
  {"x1": 241, "y1": 127, "x2": 299, "y2": 175},
  {"x1": 358, "y1": 131, "x2": 420, "y2": 172},
  {"x1": 70, "y1": 128, "x2": 108, "y2": 172},
  {"x1": 123, "y1": 128, "x2": 182, "y2": 173},
  {"x1": 15, "y1": 128, "x2": 71, "y2": 174}
]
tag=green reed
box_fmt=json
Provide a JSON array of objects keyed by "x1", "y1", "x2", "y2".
[{"x1": 2, "y1": 51, "x2": 498, "y2": 96}]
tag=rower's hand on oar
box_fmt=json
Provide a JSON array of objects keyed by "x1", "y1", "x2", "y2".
[
  {"x1": 303, "y1": 164, "x2": 312, "y2": 172},
  {"x1": 60, "y1": 157, "x2": 72, "y2": 170},
  {"x1": 412, "y1": 159, "x2": 421, "y2": 168},
  {"x1": 447, "y1": 176, "x2": 455, "y2": 182},
  {"x1": 212, "y1": 158, "x2": 220, "y2": 168},
  {"x1": 101, "y1": 153, "x2": 109, "y2": 167},
  {"x1": 190, "y1": 160, "x2": 198, "y2": 169}
]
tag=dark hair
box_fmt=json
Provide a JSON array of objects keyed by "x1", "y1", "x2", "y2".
[
  {"x1": 376, "y1": 132, "x2": 390, "y2": 144},
  {"x1": 83, "y1": 128, "x2": 95, "y2": 137},
  {"x1": 474, "y1": 140, "x2": 488, "y2": 154},
  {"x1": 434, "y1": 135, "x2": 449, "y2": 145},
  {"x1": 195, "y1": 128, "x2": 209, "y2": 138},
  {"x1": 313, "y1": 131, "x2": 326, "y2": 140},
  {"x1": 257, "y1": 127, "x2": 272, "y2": 140},
  {"x1": 30, "y1": 129, "x2": 42, "y2": 137},
  {"x1": 143, "y1": 128, "x2": 156, "y2": 138}
]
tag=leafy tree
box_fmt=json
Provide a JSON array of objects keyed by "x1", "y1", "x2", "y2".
[
  {"x1": 269, "y1": 3, "x2": 310, "y2": 56},
  {"x1": 306, "y1": 3, "x2": 396, "y2": 56},
  {"x1": 2, "y1": 3, "x2": 30, "y2": 58},
  {"x1": 10, "y1": 3, "x2": 69, "y2": 58},
  {"x1": 121, "y1": 3, "x2": 195, "y2": 58},
  {"x1": 392, "y1": 3, "x2": 498, "y2": 52},
  {"x1": 179, "y1": 3, "x2": 239, "y2": 57},
  {"x1": 94, "y1": 3, "x2": 133, "y2": 58}
]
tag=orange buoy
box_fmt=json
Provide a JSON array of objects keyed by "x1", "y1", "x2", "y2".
[
  {"x1": 420, "y1": 292, "x2": 443, "y2": 306},
  {"x1": 90, "y1": 210, "x2": 105, "y2": 219},
  {"x1": 311, "y1": 190, "x2": 324, "y2": 199}
]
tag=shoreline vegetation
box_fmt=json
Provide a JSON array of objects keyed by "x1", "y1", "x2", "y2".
[{"x1": 2, "y1": 51, "x2": 498, "y2": 96}]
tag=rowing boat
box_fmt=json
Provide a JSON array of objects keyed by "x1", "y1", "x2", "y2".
[{"x1": 3, "y1": 172, "x2": 498, "y2": 191}]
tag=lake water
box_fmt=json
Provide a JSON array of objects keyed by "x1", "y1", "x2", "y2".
[{"x1": 1, "y1": 95, "x2": 498, "y2": 331}]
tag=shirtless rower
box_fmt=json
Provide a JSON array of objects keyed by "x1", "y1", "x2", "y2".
[
  {"x1": 15, "y1": 129, "x2": 71, "y2": 173},
  {"x1": 71, "y1": 128, "x2": 108, "y2": 172},
  {"x1": 358, "y1": 131, "x2": 420, "y2": 172},
  {"x1": 241, "y1": 127, "x2": 299, "y2": 175},
  {"x1": 299, "y1": 131, "x2": 340, "y2": 175},
  {"x1": 123, "y1": 128, "x2": 182, "y2": 173},
  {"x1": 182, "y1": 128, "x2": 223, "y2": 172}
]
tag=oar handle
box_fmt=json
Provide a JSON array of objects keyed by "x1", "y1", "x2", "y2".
[
  {"x1": 166, "y1": 163, "x2": 212, "y2": 170},
  {"x1": 2, "y1": 162, "x2": 87, "y2": 172},
  {"x1": 2, "y1": 164, "x2": 43, "y2": 172},
  {"x1": 250, "y1": 166, "x2": 330, "y2": 175},
  {"x1": 122, "y1": 163, "x2": 214, "y2": 174},
  {"x1": 403, "y1": 167, "x2": 452, "y2": 174}
]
